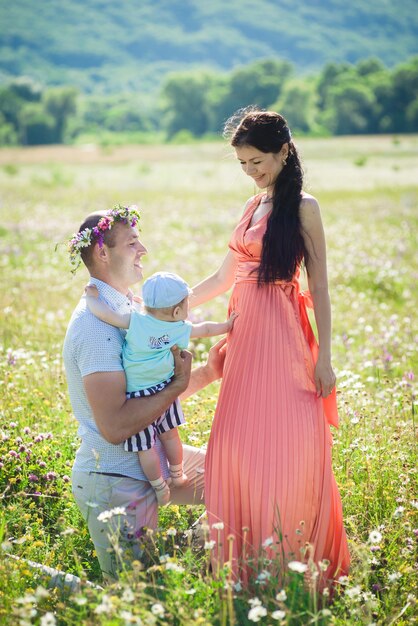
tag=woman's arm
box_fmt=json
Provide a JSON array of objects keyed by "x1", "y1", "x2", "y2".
[
  {"x1": 85, "y1": 284, "x2": 131, "y2": 329},
  {"x1": 190, "y1": 250, "x2": 238, "y2": 308},
  {"x1": 300, "y1": 195, "x2": 336, "y2": 398}
]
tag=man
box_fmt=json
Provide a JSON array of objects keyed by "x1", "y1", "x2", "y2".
[{"x1": 63, "y1": 206, "x2": 224, "y2": 580}]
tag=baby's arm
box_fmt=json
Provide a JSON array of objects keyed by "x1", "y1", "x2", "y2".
[
  {"x1": 190, "y1": 311, "x2": 238, "y2": 339},
  {"x1": 85, "y1": 284, "x2": 131, "y2": 329}
]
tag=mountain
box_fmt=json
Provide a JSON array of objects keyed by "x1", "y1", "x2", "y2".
[{"x1": 1, "y1": 0, "x2": 417, "y2": 94}]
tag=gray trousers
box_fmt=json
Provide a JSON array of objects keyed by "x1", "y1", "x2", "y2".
[{"x1": 72, "y1": 444, "x2": 205, "y2": 580}]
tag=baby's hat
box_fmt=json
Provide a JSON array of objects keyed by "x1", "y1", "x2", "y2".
[{"x1": 142, "y1": 271, "x2": 192, "y2": 308}]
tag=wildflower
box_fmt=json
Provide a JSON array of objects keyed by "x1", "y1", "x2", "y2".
[
  {"x1": 212, "y1": 522, "x2": 224, "y2": 530},
  {"x1": 62, "y1": 475, "x2": 70, "y2": 483},
  {"x1": 151, "y1": 603, "x2": 165, "y2": 617},
  {"x1": 97, "y1": 506, "x2": 126, "y2": 522},
  {"x1": 345, "y1": 585, "x2": 362, "y2": 599},
  {"x1": 248, "y1": 605, "x2": 267, "y2": 622},
  {"x1": 28, "y1": 474, "x2": 39, "y2": 483},
  {"x1": 120, "y1": 610, "x2": 144, "y2": 625},
  {"x1": 165, "y1": 561, "x2": 184, "y2": 573},
  {"x1": 262, "y1": 536, "x2": 273, "y2": 547},
  {"x1": 95, "y1": 594, "x2": 113, "y2": 614},
  {"x1": 204, "y1": 540, "x2": 216, "y2": 550},
  {"x1": 74, "y1": 596, "x2": 88, "y2": 606},
  {"x1": 45, "y1": 471, "x2": 57, "y2": 481},
  {"x1": 271, "y1": 610, "x2": 286, "y2": 620},
  {"x1": 122, "y1": 587, "x2": 135, "y2": 603},
  {"x1": 368, "y1": 530, "x2": 382, "y2": 544},
  {"x1": 276, "y1": 590, "x2": 287, "y2": 602},
  {"x1": 166, "y1": 527, "x2": 177, "y2": 536},
  {"x1": 393, "y1": 506, "x2": 405, "y2": 518},
  {"x1": 40, "y1": 613, "x2": 56, "y2": 626},
  {"x1": 388, "y1": 572, "x2": 401, "y2": 583},
  {"x1": 256, "y1": 570, "x2": 271, "y2": 583},
  {"x1": 288, "y1": 560, "x2": 308, "y2": 573},
  {"x1": 185, "y1": 589, "x2": 196, "y2": 595},
  {"x1": 337, "y1": 575, "x2": 349, "y2": 585},
  {"x1": 248, "y1": 597, "x2": 262, "y2": 607},
  {"x1": 318, "y1": 558, "x2": 330, "y2": 571},
  {"x1": 159, "y1": 554, "x2": 169, "y2": 564}
]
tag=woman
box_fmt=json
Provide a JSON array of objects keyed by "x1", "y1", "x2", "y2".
[{"x1": 192, "y1": 108, "x2": 350, "y2": 586}]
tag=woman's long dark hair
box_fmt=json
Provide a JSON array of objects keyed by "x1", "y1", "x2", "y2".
[{"x1": 226, "y1": 108, "x2": 308, "y2": 284}]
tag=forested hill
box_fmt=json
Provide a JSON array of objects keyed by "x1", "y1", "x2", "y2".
[{"x1": 1, "y1": 0, "x2": 417, "y2": 94}]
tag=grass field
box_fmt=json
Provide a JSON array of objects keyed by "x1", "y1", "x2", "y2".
[{"x1": 0, "y1": 136, "x2": 417, "y2": 625}]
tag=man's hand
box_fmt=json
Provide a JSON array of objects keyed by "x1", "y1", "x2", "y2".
[{"x1": 171, "y1": 345, "x2": 192, "y2": 395}]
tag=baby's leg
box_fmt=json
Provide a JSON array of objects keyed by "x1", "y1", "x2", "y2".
[
  {"x1": 138, "y1": 448, "x2": 171, "y2": 506},
  {"x1": 159, "y1": 428, "x2": 189, "y2": 487}
]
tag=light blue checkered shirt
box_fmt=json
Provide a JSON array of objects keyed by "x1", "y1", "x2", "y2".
[{"x1": 63, "y1": 278, "x2": 169, "y2": 480}]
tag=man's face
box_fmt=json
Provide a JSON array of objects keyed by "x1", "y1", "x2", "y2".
[{"x1": 105, "y1": 223, "x2": 147, "y2": 290}]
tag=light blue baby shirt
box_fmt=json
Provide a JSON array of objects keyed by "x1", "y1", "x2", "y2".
[{"x1": 123, "y1": 311, "x2": 192, "y2": 392}]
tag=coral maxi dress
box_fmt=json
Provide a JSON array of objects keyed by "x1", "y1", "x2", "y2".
[{"x1": 205, "y1": 194, "x2": 350, "y2": 585}]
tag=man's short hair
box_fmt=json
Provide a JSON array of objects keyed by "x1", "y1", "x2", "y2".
[{"x1": 79, "y1": 212, "x2": 119, "y2": 269}]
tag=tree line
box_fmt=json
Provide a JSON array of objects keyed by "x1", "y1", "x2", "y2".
[{"x1": 1, "y1": 55, "x2": 417, "y2": 146}]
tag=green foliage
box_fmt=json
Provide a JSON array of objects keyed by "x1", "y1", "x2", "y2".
[
  {"x1": 1, "y1": 51, "x2": 418, "y2": 144},
  {"x1": 1, "y1": 0, "x2": 418, "y2": 95}
]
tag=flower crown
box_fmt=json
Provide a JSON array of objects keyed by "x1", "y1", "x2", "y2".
[{"x1": 68, "y1": 204, "x2": 140, "y2": 273}]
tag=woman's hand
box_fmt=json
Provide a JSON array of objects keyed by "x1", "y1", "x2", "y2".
[
  {"x1": 314, "y1": 356, "x2": 336, "y2": 398},
  {"x1": 206, "y1": 337, "x2": 228, "y2": 381}
]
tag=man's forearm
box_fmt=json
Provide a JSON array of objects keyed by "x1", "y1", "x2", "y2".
[{"x1": 84, "y1": 372, "x2": 186, "y2": 445}]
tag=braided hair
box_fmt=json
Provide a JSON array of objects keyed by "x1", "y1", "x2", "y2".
[{"x1": 225, "y1": 108, "x2": 308, "y2": 284}]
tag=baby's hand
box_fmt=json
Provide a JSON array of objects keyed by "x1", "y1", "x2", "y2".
[
  {"x1": 227, "y1": 310, "x2": 239, "y2": 330},
  {"x1": 85, "y1": 284, "x2": 99, "y2": 298}
]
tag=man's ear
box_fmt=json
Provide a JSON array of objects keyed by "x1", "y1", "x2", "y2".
[
  {"x1": 93, "y1": 243, "x2": 109, "y2": 265},
  {"x1": 172, "y1": 305, "x2": 181, "y2": 319}
]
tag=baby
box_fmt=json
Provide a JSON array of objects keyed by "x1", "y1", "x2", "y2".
[{"x1": 85, "y1": 271, "x2": 237, "y2": 505}]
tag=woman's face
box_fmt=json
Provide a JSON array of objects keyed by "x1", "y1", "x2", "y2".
[{"x1": 235, "y1": 144, "x2": 288, "y2": 192}]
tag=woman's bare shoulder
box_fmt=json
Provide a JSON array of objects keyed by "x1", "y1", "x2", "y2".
[{"x1": 300, "y1": 193, "x2": 322, "y2": 228}]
